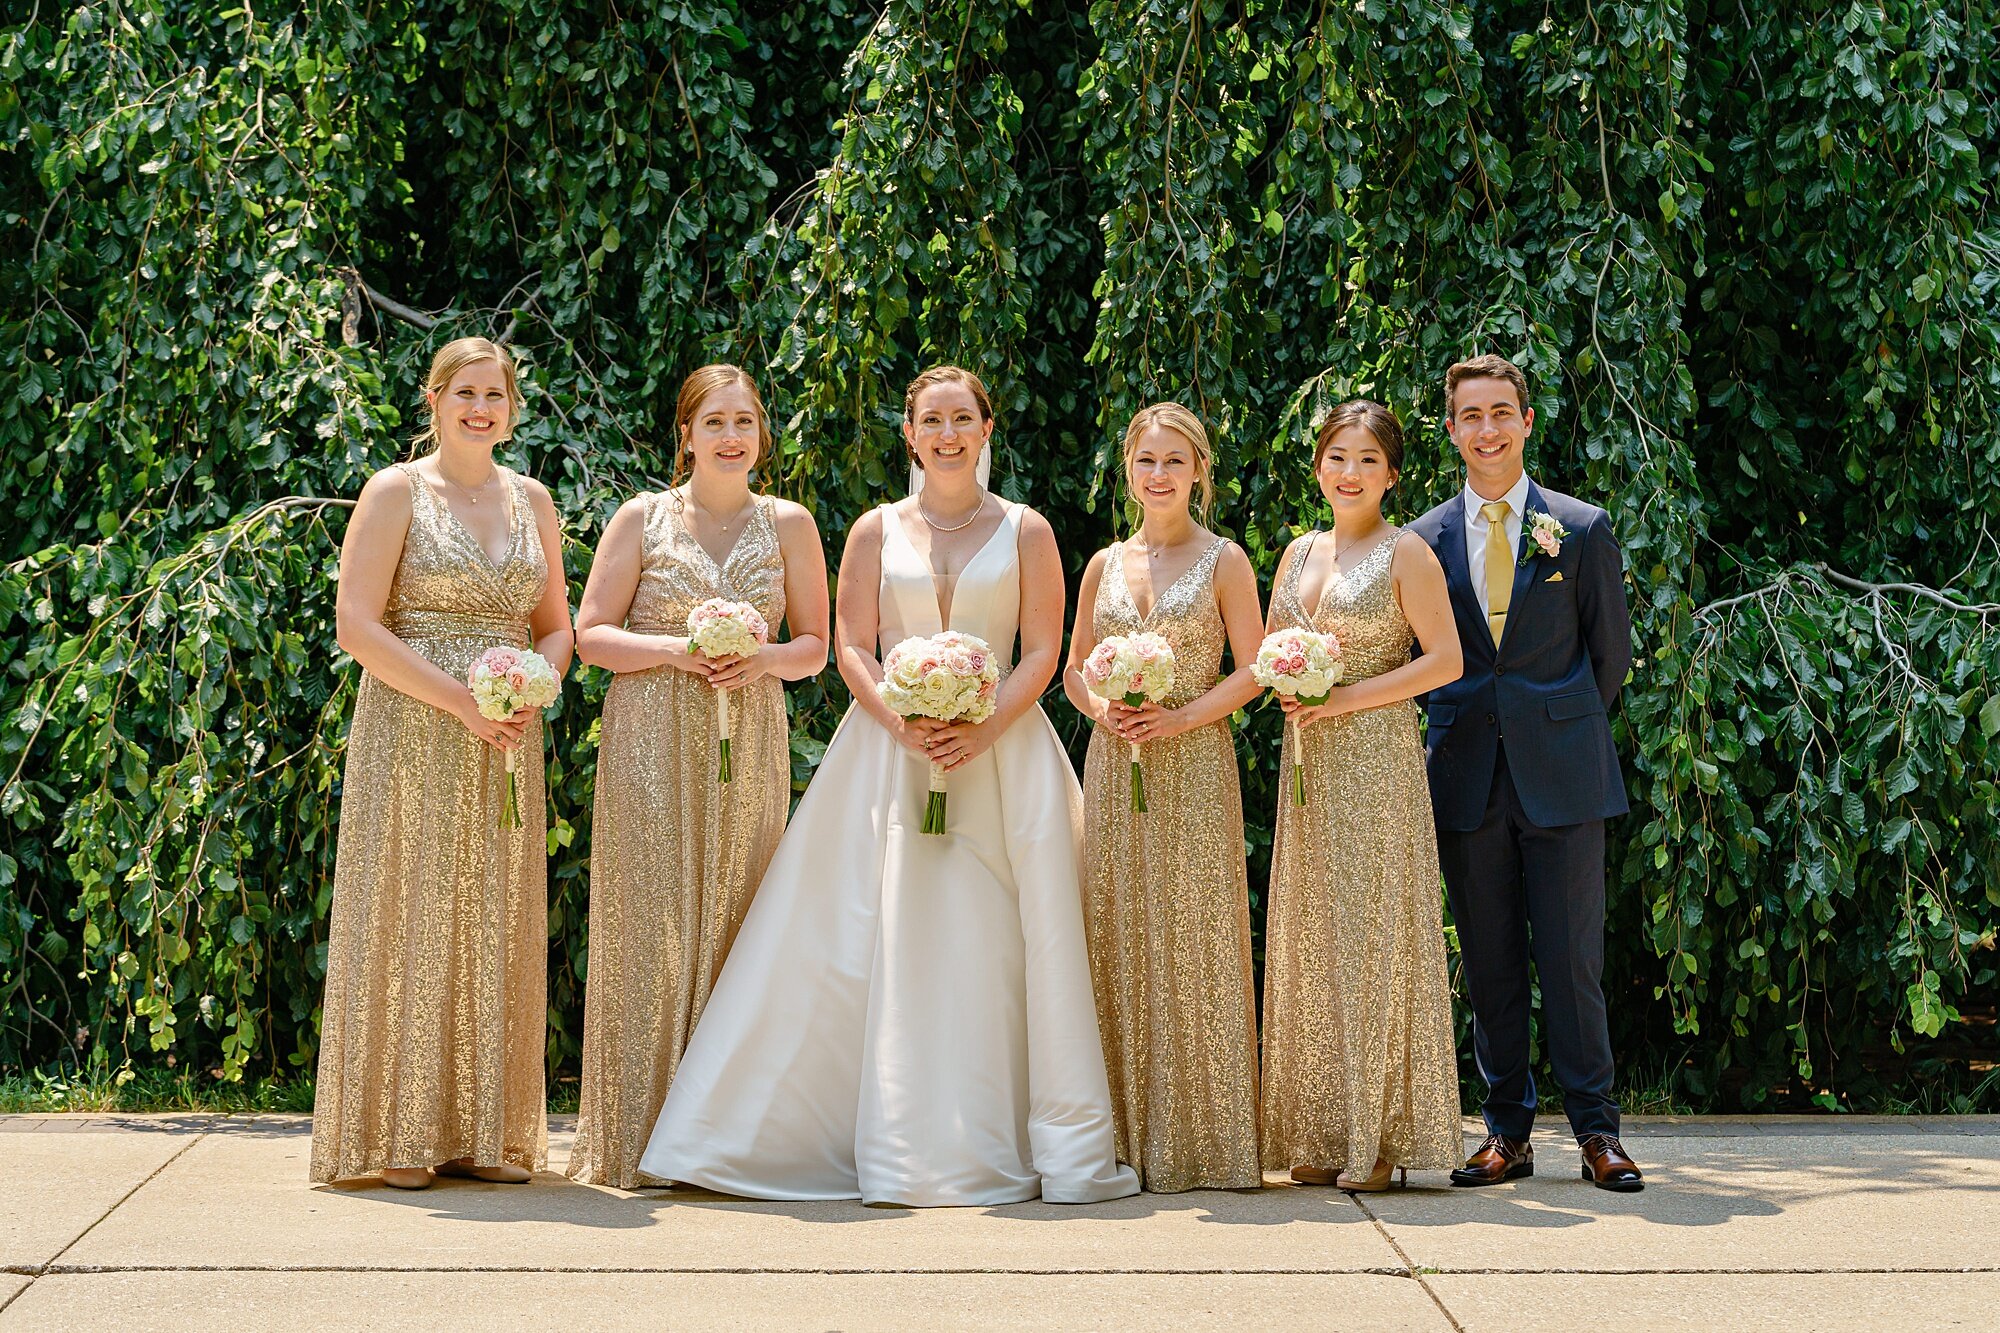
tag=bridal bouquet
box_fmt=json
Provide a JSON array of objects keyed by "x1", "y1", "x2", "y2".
[
  {"x1": 878, "y1": 631, "x2": 1000, "y2": 835},
  {"x1": 1252, "y1": 627, "x2": 1344, "y2": 806},
  {"x1": 687, "y1": 597, "x2": 770, "y2": 783},
  {"x1": 1080, "y1": 632, "x2": 1176, "y2": 813},
  {"x1": 468, "y1": 646, "x2": 562, "y2": 829}
]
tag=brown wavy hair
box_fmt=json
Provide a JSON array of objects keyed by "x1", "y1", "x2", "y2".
[{"x1": 672, "y1": 364, "x2": 772, "y2": 484}]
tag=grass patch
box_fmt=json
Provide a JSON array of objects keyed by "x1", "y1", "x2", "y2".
[{"x1": 1, "y1": 1070, "x2": 587, "y2": 1116}]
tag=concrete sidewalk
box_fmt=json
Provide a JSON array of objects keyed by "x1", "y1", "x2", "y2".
[{"x1": 2, "y1": 1115, "x2": 1996, "y2": 1331}]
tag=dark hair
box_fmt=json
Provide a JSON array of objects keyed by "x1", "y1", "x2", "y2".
[
  {"x1": 1445, "y1": 353, "x2": 1530, "y2": 418},
  {"x1": 1314, "y1": 399, "x2": 1405, "y2": 481}
]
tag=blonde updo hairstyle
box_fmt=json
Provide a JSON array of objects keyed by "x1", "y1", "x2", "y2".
[
  {"x1": 412, "y1": 336, "x2": 524, "y2": 454},
  {"x1": 1122, "y1": 402, "x2": 1215, "y2": 525},
  {"x1": 673, "y1": 363, "x2": 773, "y2": 485},
  {"x1": 902, "y1": 365, "x2": 994, "y2": 471}
]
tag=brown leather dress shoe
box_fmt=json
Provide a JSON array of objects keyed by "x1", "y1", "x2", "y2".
[
  {"x1": 1577, "y1": 1134, "x2": 1645, "y2": 1192},
  {"x1": 1450, "y1": 1133, "x2": 1533, "y2": 1187}
]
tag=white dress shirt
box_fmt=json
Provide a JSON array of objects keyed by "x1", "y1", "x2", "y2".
[{"x1": 1462, "y1": 473, "x2": 1532, "y2": 618}]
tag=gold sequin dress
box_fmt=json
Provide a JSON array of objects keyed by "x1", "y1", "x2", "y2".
[
  {"x1": 1260, "y1": 531, "x2": 1463, "y2": 1175},
  {"x1": 566, "y1": 493, "x2": 790, "y2": 1188},
  {"x1": 1081, "y1": 539, "x2": 1261, "y2": 1192},
  {"x1": 311, "y1": 464, "x2": 550, "y2": 1183}
]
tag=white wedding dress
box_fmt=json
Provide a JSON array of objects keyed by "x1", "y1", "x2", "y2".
[{"x1": 638, "y1": 500, "x2": 1139, "y2": 1206}]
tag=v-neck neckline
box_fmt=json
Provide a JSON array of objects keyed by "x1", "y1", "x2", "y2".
[
  {"x1": 1118, "y1": 537, "x2": 1216, "y2": 625},
  {"x1": 890, "y1": 500, "x2": 1010, "y2": 631},
  {"x1": 416, "y1": 465, "x2": 517, "y2": 571},
  {"x1": 678, "y1": 490, "x2": 761, "y2": 584},
  {"x1": 1298, "y1": 529, "x2": 1395, "y2": 629}
]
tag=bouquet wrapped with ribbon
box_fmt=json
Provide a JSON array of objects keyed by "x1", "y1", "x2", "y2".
[
  {"x1": 467, "y1": 646, "x2": 562, "y2": 828},
  {"x1": 877, "y1": 631, "x2": 1000, "y2": 835},
  {"x1": 1080, "y1": 631, "x2": 1176, "y2": 812},
  {"x1": 1252, "y1": 627, "x2": 1344, "y2": 806},
  {"x1": 686, "y1": 597, "x2": 770, "y2": 783}
]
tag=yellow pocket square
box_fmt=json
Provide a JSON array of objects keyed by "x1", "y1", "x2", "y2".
[{"x1": 1544, "y1": 571, "x2": 1565, "y2": 583}]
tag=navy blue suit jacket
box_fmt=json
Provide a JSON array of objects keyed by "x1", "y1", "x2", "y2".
[{"x1": 1407, "y1": 483, "x2": 1633, "y2": 833}]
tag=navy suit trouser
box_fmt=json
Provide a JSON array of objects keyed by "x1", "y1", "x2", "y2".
[{"x1": 1439, "y1": 745, "x2": 1619, "y2": 1141}]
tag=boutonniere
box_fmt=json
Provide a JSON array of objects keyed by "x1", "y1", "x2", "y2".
[{"x1": 1519, "y1": 510, "x2": 1569, "y2": 566}]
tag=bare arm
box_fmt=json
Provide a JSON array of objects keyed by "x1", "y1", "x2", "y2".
[
  {"x1": 333, "y1": 468, "x2": 526, "y2": 749},
  {"x1": 833, "y1": 509, "x2": 919, "y2": 742},
  {"x1": 708, "y1": 500, "x2": 830, "y2": 689},
  {"x1": 928, "y1": 507, "x2": 1066, "y2": 771},
  {"x1": 574, "y1": 498, "x2": 689, "y2": 674},
  {"x1": 523, "y1": 478, "x2": 575, "y2": 678},
  {"x1": 1060, "y1": 548, "x2": 1112, "y2": 722},
  {"x1": 1297, "y1": 531, "x2": 1462, "y2": 723}
]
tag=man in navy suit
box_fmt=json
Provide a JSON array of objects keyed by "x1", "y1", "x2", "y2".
[{"x1": 1407, "y1": 355, "x2": 1643, "y2": 1192}]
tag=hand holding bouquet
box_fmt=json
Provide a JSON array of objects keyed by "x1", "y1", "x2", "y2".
[
  {"x1": 1080, "y1": 631, "x2": 1176, "y2": 812},
  {"x1": 1252, "y1": 627, "x2": 1343, "y2": 806},
  {"x1": 687, "y1": 598, "x2": 771, "y2": 783},
  {"x1": 468, "y1": 646, "x2": 562, "y2": 828},
  {"x1": 877, "y1": 631, "x2": 1000, "y2": 835}
]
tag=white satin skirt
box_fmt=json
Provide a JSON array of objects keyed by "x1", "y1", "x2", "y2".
[{"x1": 639, "y1": 705, "x2": 1138, "y2": 1206}]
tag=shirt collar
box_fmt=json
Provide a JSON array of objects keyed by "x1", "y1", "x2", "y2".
[{"x1": 1462, "y1": 473, "x2": 1532, "y2": 525}]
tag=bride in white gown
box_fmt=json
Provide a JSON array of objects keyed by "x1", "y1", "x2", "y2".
[{"x1": 639, "y1": 366, "x2": 1138, "y2": 1206}]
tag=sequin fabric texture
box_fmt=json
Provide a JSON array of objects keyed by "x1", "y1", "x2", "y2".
[
  {"x1": 566, "y1": 492, "x2": 791, "y2": 1188},
  {"x1": 1080, "y1": 537, "x2": 1262, "y2": 1192},
  {"x1": 310, "y1": 464, "x2": 550, "y2": 1183},
  {"x1": 1259, "y1": 531, "x2": 1463, "y2": 1174}
]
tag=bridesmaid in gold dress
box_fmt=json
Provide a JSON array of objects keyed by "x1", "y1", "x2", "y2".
[
  {"x1": 1063, "y1": 404, "x2": 1266, "y2": 1193},
  {"x1": 566, "y1": 365, "x2": 829, "y2": 1188},
  {"x1": 1261, "y1": 400, "x2": 1465, "y2": 1191},
  {"x1": 312, "y1": 337, "x2": 574, "y2": 1189}
]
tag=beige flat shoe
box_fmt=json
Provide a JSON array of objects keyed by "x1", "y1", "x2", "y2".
[
  {"x1": 1289, "y1": 1165, "x2": 1341, "y2": 1186},
  {"x1": 436, "y1": 1158, "x2": 531, "y2": 1184},
  {"x1": 380, "y1": 1167, "x2": 436, "y2": 1190}
]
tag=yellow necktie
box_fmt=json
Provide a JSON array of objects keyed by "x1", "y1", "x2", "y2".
[{"x1": 1482, "y1": 500, "x2": 1512, "y2": 646}]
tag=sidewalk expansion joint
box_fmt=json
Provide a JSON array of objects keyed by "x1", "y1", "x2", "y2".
[{"x1": 1351, "y1": 1195, "x2": 1465, "y2": 1333}]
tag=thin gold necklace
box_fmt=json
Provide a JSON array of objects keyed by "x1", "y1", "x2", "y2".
[{"x1": 441, "y1": 466, "x2": 499, "y2": 505}]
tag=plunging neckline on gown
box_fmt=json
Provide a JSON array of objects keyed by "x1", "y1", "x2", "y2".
[
  {"x1": 888, "y1": 499, "x2": 1011, "y2": 631},
  {"x1": 1116, "y1": 538, "x2": 1220, "y2": 625},
  {"x1": 1298, "y1": 529, "x2": 1398, "y2": 630},
  {"x1": 415, "y1": 466, "x2": 520, "y2": 571}
]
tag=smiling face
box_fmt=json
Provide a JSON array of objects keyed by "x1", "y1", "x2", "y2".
[
  {"x1": 429, "y1": 360, "x2": 513, "y2": 450},
  {"x1": 1126, "y1": 424, "x2": 1199, "y2": 519},
  {"x1": 681, "y1": 382, "x2": 763, "y2": 479},
  {"x1": 1316, "y1": 425, "x2": 1399, "y2": 517},
  {"x1": 1449, "y1": 374, "x2": 1534, "y2": 498},
  {"x1": 903, "y1": 381, "x2": 994, "y2": 477}
]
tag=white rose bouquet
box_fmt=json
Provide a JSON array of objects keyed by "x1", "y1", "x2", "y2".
[
  {"x1": 1252, "y1": 627, "x2": 1344, "y2": 806},
  {"x1": 468, "y1": 646, "x2": 562, "y2": 828},
  {"x1": 878, "y1": 630, "x2": 1000, "y2": 835},
  {"x1": 1080, "y1": 631, "x2": 1176, "y2": 813},
  {"x1": 686, "y1": 597, "x2": 770, "y2": 783}
]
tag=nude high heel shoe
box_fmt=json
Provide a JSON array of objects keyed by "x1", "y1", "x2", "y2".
[{"x1": 1336, "y1": 1159, "x2": 1406, "y2": 1193}]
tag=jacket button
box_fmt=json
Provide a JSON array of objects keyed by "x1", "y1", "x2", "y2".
[
  {"x1": 1486, "y1": 713, "x2": 1495, "y2": 725},
  {"x1": 1495, "y1": 665, "x2": 1506, "y2": 675}
]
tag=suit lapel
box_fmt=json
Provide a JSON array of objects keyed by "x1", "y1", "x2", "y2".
[
  {"x1": 1434, "y1": 499, "x2": 1490, "y2": 655},
  {"x1": 1497, "y1": 481, "x2": 1546, "y2": 655}
]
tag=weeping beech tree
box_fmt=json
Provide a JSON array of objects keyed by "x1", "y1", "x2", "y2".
[{"x1": 2, "y1": 0, "x2": 1994, "y2": 1110}]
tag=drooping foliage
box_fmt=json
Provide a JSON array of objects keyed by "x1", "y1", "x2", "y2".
[{"x1": 2, "y1": 0, "x2": 1994, "y2": 1110}]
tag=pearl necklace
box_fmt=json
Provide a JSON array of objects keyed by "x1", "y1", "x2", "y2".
[{"x1": 919, "y1": 494, "x2": 985, "y2": 532}]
